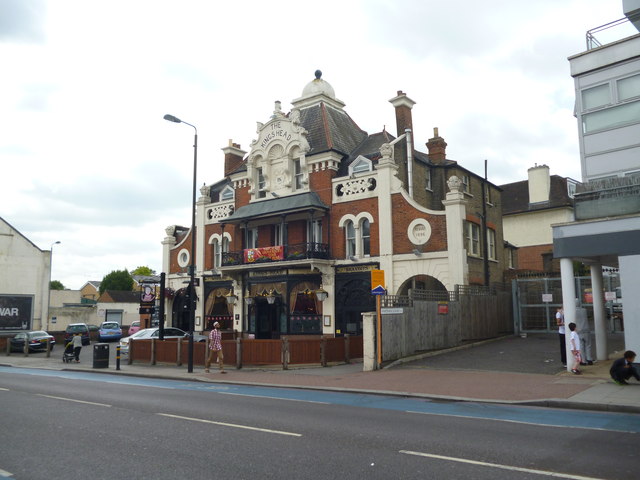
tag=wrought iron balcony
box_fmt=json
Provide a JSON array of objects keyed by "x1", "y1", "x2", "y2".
[
  {"x1": 221, "y1": 242, "x2": 329, "y2": 267},
  {"x1": 574, "y1": 176, "x2": 640, "y2": 220}
]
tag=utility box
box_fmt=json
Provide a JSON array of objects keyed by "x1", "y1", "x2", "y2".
[{"x1": 93, "y1": 343, "x2": 109, "y2": 368}]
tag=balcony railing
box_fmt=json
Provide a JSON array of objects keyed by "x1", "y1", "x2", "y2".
[
  {"x1": 221, "y1": 242, "x2": 329, "y2": 266},
  {"x1": 574, "y1": 176, "x2": 640, "y2": 220}
]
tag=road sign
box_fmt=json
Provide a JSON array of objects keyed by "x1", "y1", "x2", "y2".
[
  {"x1": 371, "y1": 269, "x2": 385, "y2": 295},
  {"x1": 381, "y1": 307, "x2": 403, "y2": 314}
]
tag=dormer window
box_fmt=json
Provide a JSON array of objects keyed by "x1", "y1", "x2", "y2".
[
  {"x1": 220, "y1": 186, "x2": 234, "y2": 202},
  {"x1": 349, "y1": 155, "x2": 372, "y2": 176}
]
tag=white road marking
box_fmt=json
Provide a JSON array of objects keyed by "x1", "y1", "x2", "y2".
[
  {"x1": 217, "y1": 391, "x2": 329, "y2": 404},
  {"x1": 36, "y1": 394, "x2": 111, "y2": 407},
  {"x1": 399, "y1": 450, "x2": 605, "y2": 480},
  {"x1": 157, "y1": 413, "x2": 302, "y2": 437},
  {"x1": 0, "y1": 388, "x2": 9, "y2": 391},
  {"x1": 405, "y1": 410, "x2": 635, "y2": 433},
  {"x1": 0, "y1": 467, "x2": 13, "y2": 477}
]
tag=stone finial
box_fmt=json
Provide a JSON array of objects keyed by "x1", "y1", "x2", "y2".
[
  {"x1": 165, "y1": 225, "x2": 176, "y2": 236},
  {"x1": 315, "y1": 69, "x2": 322, "y2": 79},
  {"x1": 199, "y1": 183, "x2": 209, "y2": 196},
  {"x1": 379, "y1": 143, "x2": 393, "y2": 161},
  {"x1": 447, "y1": 175, "x2": 462, "y2": 192}
]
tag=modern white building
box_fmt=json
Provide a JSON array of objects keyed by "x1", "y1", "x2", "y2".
[
  {"x1": 0, "y1": 217, "x2": 52, "y2": 332},
  {"x1": 554, "y1": 1, "x2": 640, "y2": 361}
]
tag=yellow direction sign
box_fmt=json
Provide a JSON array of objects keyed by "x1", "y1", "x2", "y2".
[{"x1": 371, "y1": 269, "x2": 385, "y2": 295}]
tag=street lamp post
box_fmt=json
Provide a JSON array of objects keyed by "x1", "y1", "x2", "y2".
[
  {"x1": 164, "y1": 113, "x2": 198, "y2": 373},
  {"x1": 46, "y1": 241, "x2": 61, "y2": 331}
]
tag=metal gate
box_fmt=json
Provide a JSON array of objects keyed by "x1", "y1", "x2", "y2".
[{"x1": 513, "y1": 274, "x2": 623, "y2": 333}]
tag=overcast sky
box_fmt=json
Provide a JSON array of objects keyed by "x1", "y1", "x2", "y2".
[{"x1": 1, "y1": 0, "x2": 636, "y2": 289}]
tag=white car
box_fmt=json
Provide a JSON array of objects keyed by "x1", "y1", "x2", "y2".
[{"x1": 118, "y1": 327, "x2": 207, "y2": 354}]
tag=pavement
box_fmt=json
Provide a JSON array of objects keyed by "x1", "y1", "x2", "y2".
[{"x1": 2, "y1": 333, "x2": 639, "y2": 414}]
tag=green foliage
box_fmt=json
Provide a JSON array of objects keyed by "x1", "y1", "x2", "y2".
[
  {"x1": 50, "y1": 280, "x2": 65, "y2": 290},
  {"x1": 100, "y1": 269, "x2": 134, "y2": 294},
  {"x1": 130, "y1": 266, "x2": 156, "y2": 276}
]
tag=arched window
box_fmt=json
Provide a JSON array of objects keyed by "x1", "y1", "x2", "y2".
[
  {"x1": 345, "y1": 220, "x2": 356, "y2": 257},
  {"x1": 361, "y1": 218, "x2": 370, "y2": 256},
  {"x1": 212, "y1": 239, "x2": 222, "y2": 268}
]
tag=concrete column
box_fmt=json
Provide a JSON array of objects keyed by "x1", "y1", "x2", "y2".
[
  {"x1": 362, "y1": 311, "x2": 377, "y2": 371},
  {"x1": 590, "y1": 263, "x2": 608, "y2": 361},
  {"x1": 619, "y1": 254, "x2": 640, "y2": 353},
  {"x1": 442, "y1": 177, "x2": 468, "y2": 288},
  {"x1": 560, "y1": 258, "x2": 577, "y2": 372}
]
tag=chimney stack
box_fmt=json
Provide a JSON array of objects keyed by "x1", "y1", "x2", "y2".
[
  {"x1": 527, "y1": 164, "x2": 551, "y2": 204},
  {"x1": 388, "y1": 90, "x2": 416, "y2": 145},
  {"x1": 221, "y1": 139, "x2": 247, "y2": 177},
  {"x1": 426, "y1": 127, "x2": 447, "y2": 164}
]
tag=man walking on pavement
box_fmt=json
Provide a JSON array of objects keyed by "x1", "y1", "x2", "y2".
[{"x1": 205, "y1": 321, "x2": 225, "y2": 374}]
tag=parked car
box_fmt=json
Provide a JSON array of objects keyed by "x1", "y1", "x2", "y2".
[
  {"x1": 128, "y1": 321, "x2": 141, "y2": 335},
  {"x1": 98, "y1": 321, "x2": 123, "y2": 342},
  {"x1": 87, "y1": 324, "x2": 100, "y2": 333},
  {"x1": 119, "y1": 327, "x2": 207, "y2": 355},
  {"x1": 64, "y1": 323, "x2": 91, "y2": 346},
  {"x1": 10, "y1": 331, "x2": 56, "y2": 352}
]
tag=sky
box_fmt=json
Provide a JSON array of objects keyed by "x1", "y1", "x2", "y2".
[{"x1": 1, "y1": 0, "x2": 637, "y2": 290}]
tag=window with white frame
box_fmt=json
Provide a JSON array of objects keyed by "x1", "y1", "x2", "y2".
[
  {"x1": 307, "y1": 219, "x2": 322, "y2": 245},
  {"x1": 345, "y1": 221, "x2": 356, "y2": 257},
  {"x1": 247, "y1": 228, "x2": 258, "y2": 249},
  {"x1": 425, "y1": 168, "x2": 432, "y2": 191},
  {"x1": 294, "y1": 158, "x2": 303, "y2": 190},
  {"x1": 220, "y1": 186, "x2": 234, "y2": 201},
  {"x1": 212, "y1": 237, "x2": 230, "y2": 268},
  {"x1": 349, "y1": 156, "x2": 372, "y2": 176},
  {"x1": 461, "y1": 174, "x2": 470, "y2": 193},
  {"x1": 256, "y1": 167, "x2": 266, "y2": 198},
  {"x1": 581, "y1": 74, "x2": 640, "y2": 134},
  {"x1": 487, "y1": 229, "x2": 496, "y2": 260},
  {"x1": 274, "y1": 224, "x2": 283, "y2": 246},
  {"x1": 465, "y1": 221, "x2": 481, "y2": 256},
  {"x1": 485, "y1": 184, "x2": 492, "y2": 205},
  {"x1": 361, "y1": 219, "x2": 370, "y2": 256}
]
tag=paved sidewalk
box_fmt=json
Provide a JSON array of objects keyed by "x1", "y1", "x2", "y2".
[{"x1": 1, "y1": 334, "x2": 639, "y2": 413}]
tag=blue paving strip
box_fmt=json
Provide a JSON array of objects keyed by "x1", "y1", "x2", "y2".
[{"x1": 1, "y1": 366, "x2": 638, "y2": 433}]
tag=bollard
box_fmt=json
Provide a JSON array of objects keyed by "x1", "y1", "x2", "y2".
[
  {"x1": 46, "y1": 338, "x2": 51, "y2": 358},
  {"x1": 236, "y1": 337, "x2": 242, "y2": 370},
  {"x1": 116, "y1": 345, "x2": 121, "y2": 370}
]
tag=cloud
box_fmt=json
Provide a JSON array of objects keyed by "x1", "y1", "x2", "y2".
[{"x1": 0, "y1": 0, "x2": 47, "y2": 43}]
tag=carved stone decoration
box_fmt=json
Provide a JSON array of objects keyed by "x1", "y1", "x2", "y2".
[
  {"x1": 379, "y1": 143, "x2": 393, "y2": 162},
  {"x1": 407, "y1": 219, "x2": 432, "y2": 246},
  {"x1": 165, "y1": 225, "x2": 176, "y2": 236},
  {"x1": 206, "y1": 204, "x2": 234, "y2": 220},
  {"x1": 447, "y1": 175, "x2": 462, "y2": 193},
  {"x1": 199, "y1": 183, "x2": 209, "y2": 197}
]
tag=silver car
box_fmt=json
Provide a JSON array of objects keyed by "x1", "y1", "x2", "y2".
[{"x1": 118, "y1": 327, "x2": 207, "y2": 354}]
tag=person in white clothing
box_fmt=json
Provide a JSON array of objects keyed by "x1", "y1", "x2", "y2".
[
  {"x1": 556, "y1": 306, "x2": 566, "y2": 366},
  {"x1": 568, "y1": 322, "x2": 581, "y2": 374}
]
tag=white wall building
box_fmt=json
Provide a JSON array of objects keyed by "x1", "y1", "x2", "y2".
[
  {"x1": 554, "y1": 2, "x2": 640, "y2": 361},
  {"x1": 0, "y1": 217, "x2": 51, "y2": 332}
]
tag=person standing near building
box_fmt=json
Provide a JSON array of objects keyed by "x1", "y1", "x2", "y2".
[
  {"x1": 72, "y1": 333, "x2": 83, "y2": 363},
  {"x1": 575, "y1": 301, "x2": 594, "y2": 366},
  {"x1": 205, "y1": 321, "x2": 225, "y2": 374},
  {"x1": 568, "y1": 322, "x2": 582, "y2": 374},
  {"x1": 556, "y1": 306, "x2": 566, "y2": 366}
]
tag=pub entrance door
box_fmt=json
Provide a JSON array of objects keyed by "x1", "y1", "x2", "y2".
[{"x1": 255, "y1": 298, "x2": 282, "y2": 339}]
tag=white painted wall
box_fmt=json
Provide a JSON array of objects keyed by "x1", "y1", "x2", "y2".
[
  {"x1": 619, "y1": 254, "x2": 640, "y2": 353},
  {"x1": 504, "y1": 209, "x2": 574, "y2": 247}
]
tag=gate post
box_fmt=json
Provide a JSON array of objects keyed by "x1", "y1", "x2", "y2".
[
  {"x1": 176, "y1": 339, "x2": 182, "y2": 366},
  {"x1": 320, "y1": 337, "x2": 327, "y2": 367},
  {"x1": 236, "y1": 337, "x2": 242, "y2": 370},
  {"x1": 282, "y1": 337, "x2": 289, "y2": 370},
  {"x1": 344, "y1": 334, "x2": 350, "y2": 364},
  {"x1": 151, "y1": 338, "x2": 156, "y2": 365}
]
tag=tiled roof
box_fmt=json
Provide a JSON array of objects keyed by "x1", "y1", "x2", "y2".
[
  {"x1": 501, "y1": 175, "x2": 574, "y2": 215},
  {"x1": 99, "y1": 290, "x2": 140, "y2": 303},
  {"x1": 224, "y1": 192, "x2": 329, "y2": 223},
  {"x1": 300, "y1": 103, "x2": 368, "y2": 157}
]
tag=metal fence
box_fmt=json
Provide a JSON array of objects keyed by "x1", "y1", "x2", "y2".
[{"x1": 513, "y1": 274, "x2": 623, "y2": 333}]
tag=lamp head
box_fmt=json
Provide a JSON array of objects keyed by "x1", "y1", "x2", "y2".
[{"x1": 163, "y1": 114, "x2": 182, "y2": 123}]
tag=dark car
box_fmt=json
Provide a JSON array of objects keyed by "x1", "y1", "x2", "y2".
[
  {"x1": 11, "y1": 331, "x2": 56, "y2": 352},
  {"x1": 64, "y1": 323, "x2": 91, "y2": 346}
]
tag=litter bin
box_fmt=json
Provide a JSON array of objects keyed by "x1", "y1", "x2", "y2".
[{"x1": 93, "y1": 343, "x2": 109, "y2": 368}]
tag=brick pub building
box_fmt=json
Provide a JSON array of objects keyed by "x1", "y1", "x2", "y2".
[{"x1": 162, "y1": 72, "x2": 508, "y2": 338}]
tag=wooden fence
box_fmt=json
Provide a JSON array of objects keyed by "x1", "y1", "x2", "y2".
[{"x1": 129, "y1": 335, "x2": 363, "y2": 369}]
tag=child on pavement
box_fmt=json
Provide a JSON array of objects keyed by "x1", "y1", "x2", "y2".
[
  {"x1": 610, "y1": 350, "x2": 640, "y2": 385},
  {"x1": 568, "y1": 322, "x2": 581, "y2": 375}
]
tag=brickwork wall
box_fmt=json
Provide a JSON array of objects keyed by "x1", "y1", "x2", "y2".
[
  {"x1": 517, "y1": 244, "x2": 553, "y2": 272},
  {"x1": 391, "y1": 193, "x2": 447, "y2": 253},
  {"x1": 330, "y1": 197, "x2": 379, "y2": 258}
]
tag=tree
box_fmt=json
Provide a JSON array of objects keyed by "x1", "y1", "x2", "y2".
[
  {"x1": 50, "y1": 280, "x2": 65, "y2": 290},
  {"x1": 99, "y1": 269, "x2": 134, "y2": 294},
  {"x1": 130, "y1": 266, "x2": 156, "y2": 276}
]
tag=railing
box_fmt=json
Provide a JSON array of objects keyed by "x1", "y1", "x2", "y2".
[
  {"x1": 574, "y1": 177, "x2": 640, "y2": 220},
  {"x1": 586, "y1": 15, "x2": 637, "y2": 50},
  {"x1": 221, "y1": 242, "x2": 329, "y2": 266}
]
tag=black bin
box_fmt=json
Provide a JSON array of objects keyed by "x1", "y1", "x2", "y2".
[{"x1": 93, "y1": 343, "x2": 109, "y2": 368}]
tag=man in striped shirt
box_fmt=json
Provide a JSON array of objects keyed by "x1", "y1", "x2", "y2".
[{"x1": 205, "y1": 321, "x2": 226, "y2": 374}]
